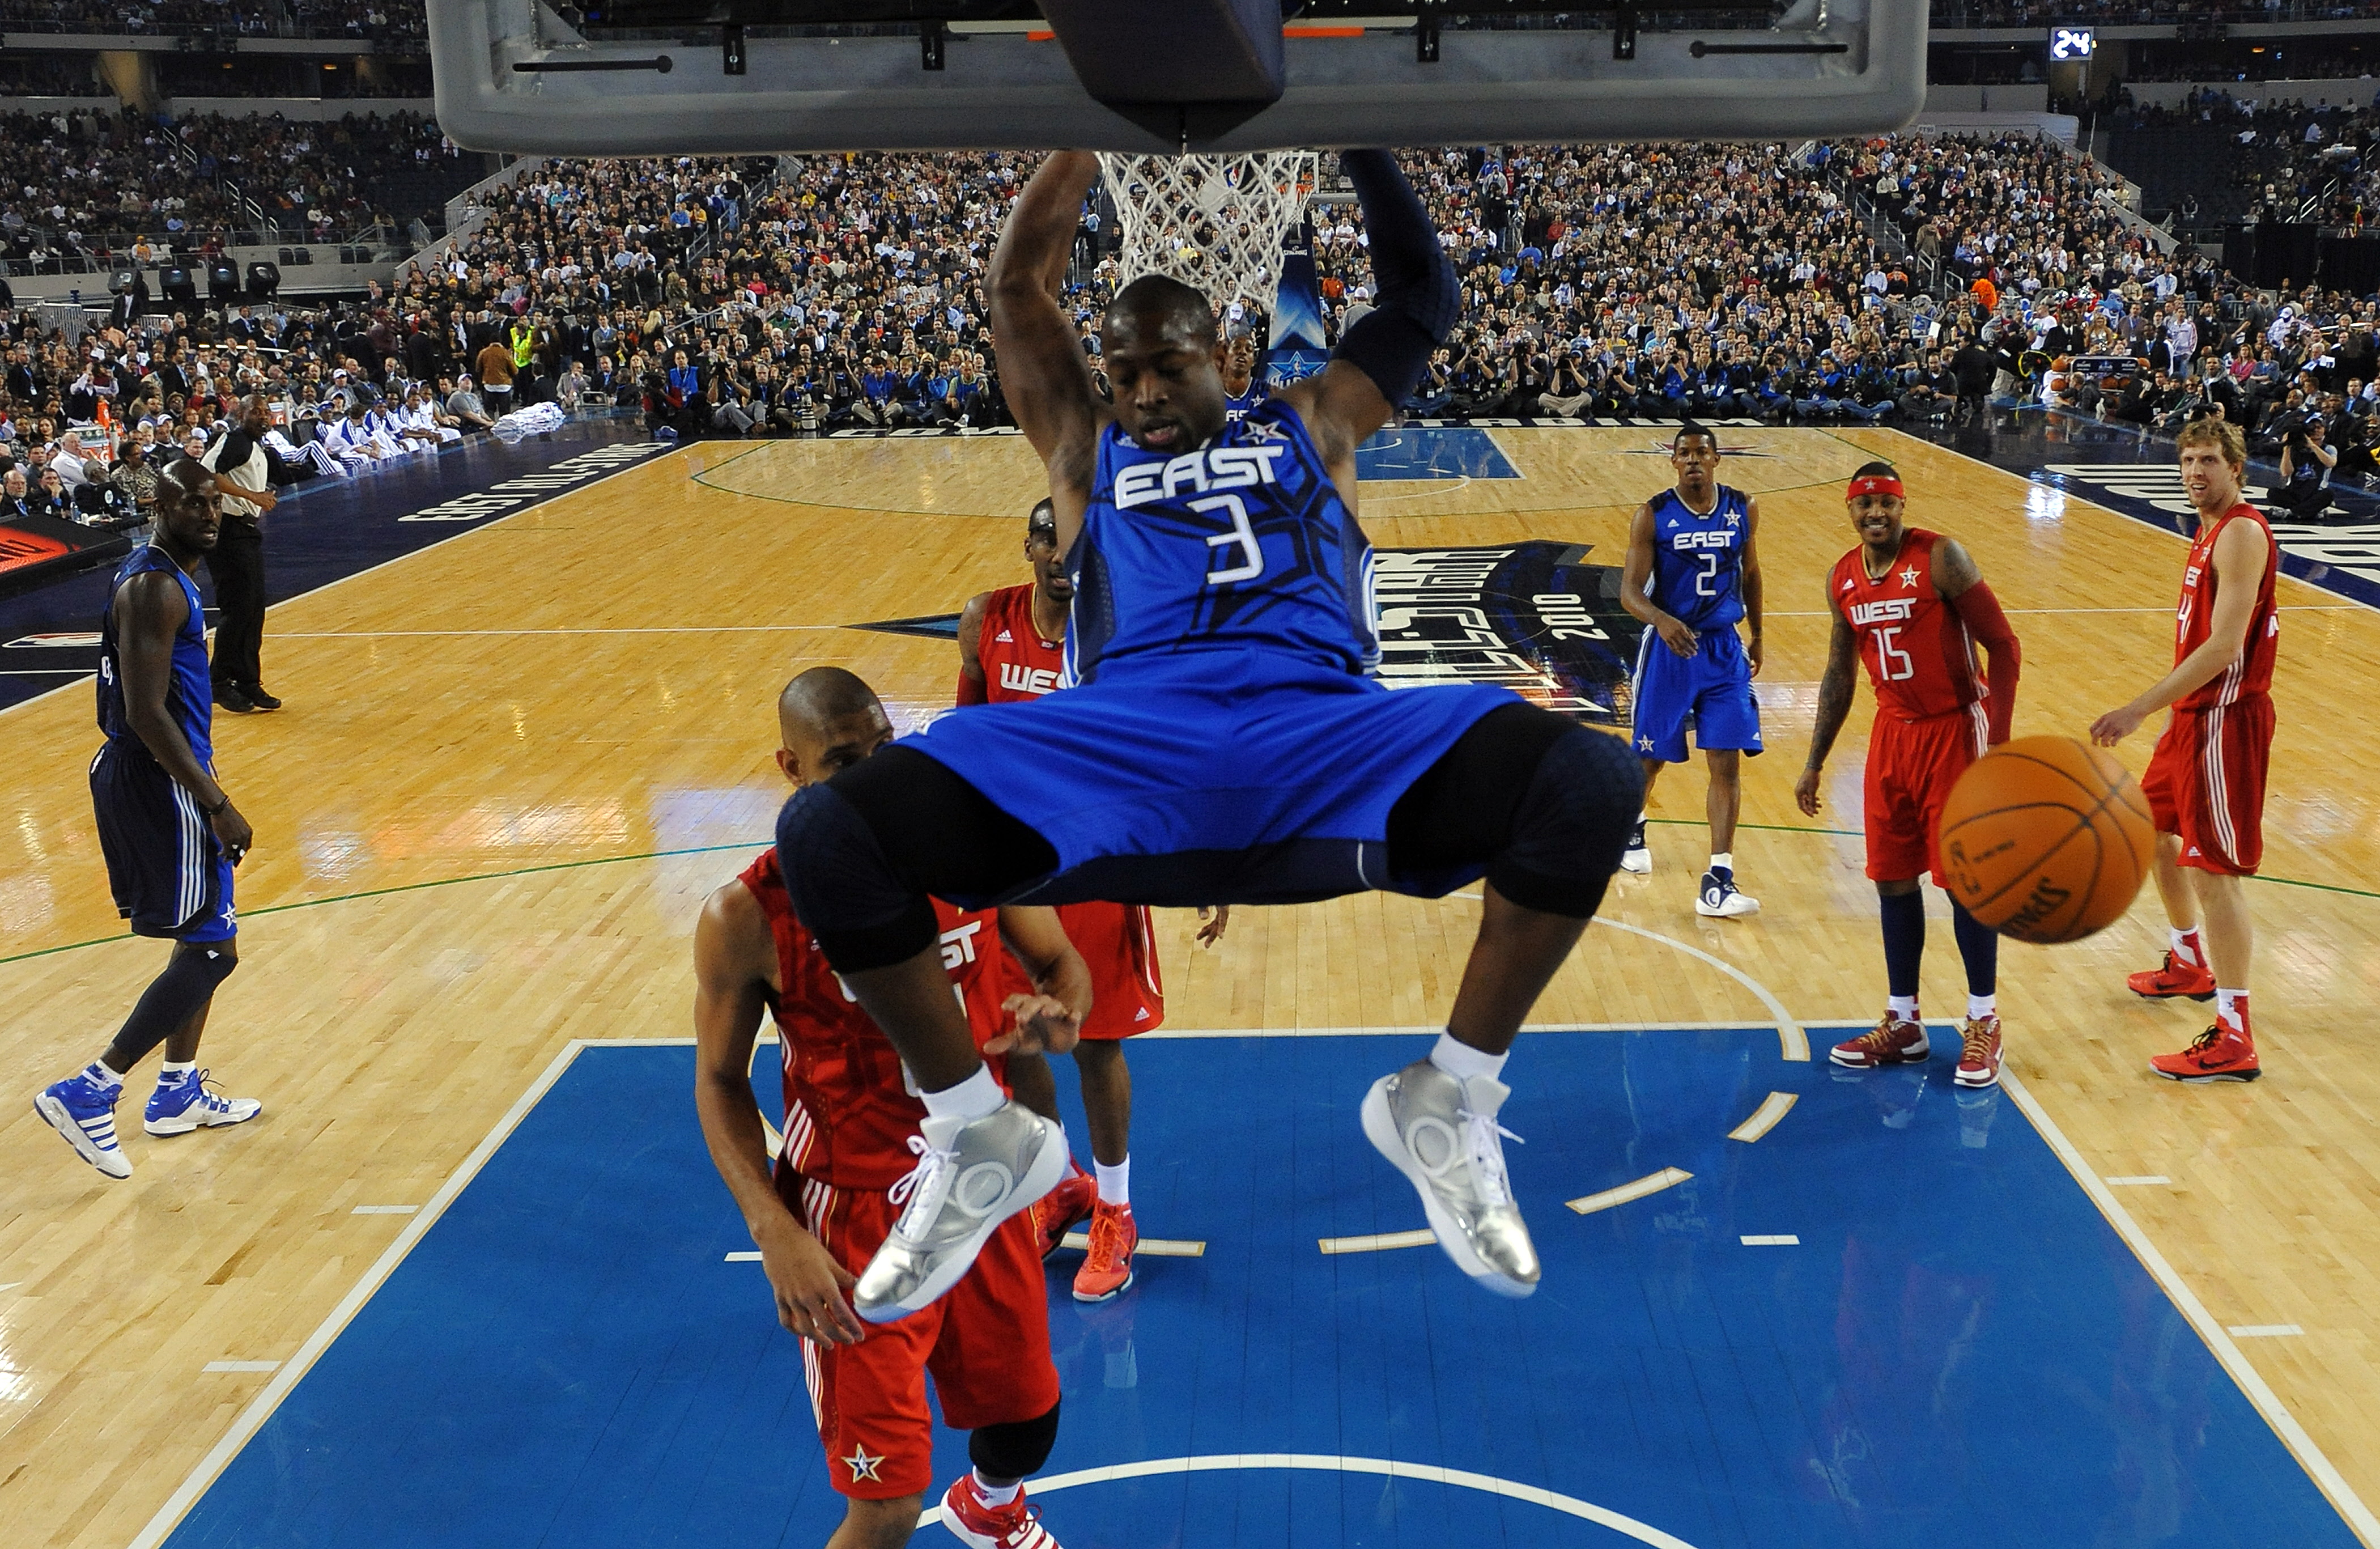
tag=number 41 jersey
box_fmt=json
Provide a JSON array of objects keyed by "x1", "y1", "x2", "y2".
[{"x1": 1829, "y1": 527, "x2": 1987, "y2": 722}]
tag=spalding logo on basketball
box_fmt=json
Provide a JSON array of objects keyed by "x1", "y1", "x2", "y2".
[{"x1": 1934, "y1": 736, "x2": 2156, "y2": 944}]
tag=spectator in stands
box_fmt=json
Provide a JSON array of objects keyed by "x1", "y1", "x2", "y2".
[
  {"x1": 445, "y1": 374, "x2": 493, "y2": 432},
  {"x1": 1, "y1": 466, "x2": 33, "y2": 520},
  {"x1": 108, "y1": 439, "x2": 158, "y2": 520},
  {"x1": 2274, "y1": 417, "x2": 2339, "y2": 520},
  {"x1": 475, "y1": 336, "x2": 516, "y2": 418}
]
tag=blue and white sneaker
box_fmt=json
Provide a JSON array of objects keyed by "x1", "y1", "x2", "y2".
[
  {"x1": 145, "y1": 1069, "x2": 262, "y2": 1136},
  {"x1": 1695, "y1": 868, "x2": 1760, "y2": 919},
  {"x1": 35, "y1": 1071, "x2": 133, "y2": 1178},
  {"x1": 1620, "y1": 820, "x2": 1652, "y2": 875}
]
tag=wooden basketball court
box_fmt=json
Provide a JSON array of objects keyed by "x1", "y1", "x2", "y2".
[{"x1": 3, "y1": 425, "x2": 2375, "y2": 1546}]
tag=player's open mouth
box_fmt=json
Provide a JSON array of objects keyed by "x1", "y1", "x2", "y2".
[{"x1": 1138, "y1": 421, "x2": 1181, "y2": 448}]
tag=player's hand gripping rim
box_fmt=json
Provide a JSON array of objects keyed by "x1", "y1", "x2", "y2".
[
  {"x1": 988, "y1": 993, "x2": 1081, "y2": 1058},
  {"x1": 755, "y1": 1216, "x2": 865, "y2": 1346}
]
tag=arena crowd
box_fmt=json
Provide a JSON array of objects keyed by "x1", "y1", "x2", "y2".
[{"x1": 4, "y1": 130, "x2": 2375, "y2": 528}]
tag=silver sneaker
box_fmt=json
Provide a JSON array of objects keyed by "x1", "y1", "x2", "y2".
[
  {"x1": 1361, "y1": 1060, "x2": 1540, "y2": 1297},
  {"x1": 853, "y1": 1100, "x2": 1066, "y2": 1324}
]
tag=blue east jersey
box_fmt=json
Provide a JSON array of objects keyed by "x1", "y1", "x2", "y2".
[
  {"x1": 1223, "y1": 382, "x2": 1268, "y2": 425},
  {"x1": 905, "y1": 398, "x2": 1515, "y2": 905},
  {"x1": 1631, "y1": 483, "x2": 1763, "y2": 763},
  {"x1": 91, "y1": 544, "x2": 235, "y2": 941},
  {"x1": 1644, "y1": 485, "x2": 1751, "y2": 631}
]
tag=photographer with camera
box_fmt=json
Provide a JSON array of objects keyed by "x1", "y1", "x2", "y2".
[{"x1": 2275, "y1": 414, "x2": 2339, "y2": 523}]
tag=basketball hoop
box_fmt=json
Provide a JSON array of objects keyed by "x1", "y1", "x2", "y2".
[{"x1": 1097, "y1": 151, "x2": 1318, "y2": 317}]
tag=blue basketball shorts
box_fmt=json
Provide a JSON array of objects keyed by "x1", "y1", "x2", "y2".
[
  {"x1": 90, "y1": 739, "x2": 237, "y2": 943},
  {"x1": 1629, "y1": 623, "x2": 1763, "y2": 764},
  {"x1": 904, "y1": 651, "x2": 1519, "y2": 906}
]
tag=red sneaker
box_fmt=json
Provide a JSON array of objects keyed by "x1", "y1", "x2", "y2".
[
  {"x1": 1829, "y1": 1013, "x2": 1930, "y2": 1069},
  {"x1": 1026, "y1": 1169, "x2": 1095, "y2": 1261},
  {"x1": 2127, "y1": 950, "x2": 2216, "y2": 1001},
  {"x1": 1955, "y1": 1016, "x2": 2003, "y2": 1089},
  {"x1": 939, "y1": 1474, "x2": 1062, "y2": 1549},
  {"x1": 1072, "y1": 1199, "x2": 1137, "y2": 1304},
  {"x1": 2150, "y1": 1025, "x2": 2261, "y2": 1083}
]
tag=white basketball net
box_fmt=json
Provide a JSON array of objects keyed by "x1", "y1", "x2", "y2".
[{"x1": 1096, "y1": 150, "x2": 1319, "y2": 317}]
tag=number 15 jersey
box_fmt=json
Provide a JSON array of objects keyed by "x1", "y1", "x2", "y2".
[{"x1": 1829, "y1": 528, "x2": 1987, "y2": 722}]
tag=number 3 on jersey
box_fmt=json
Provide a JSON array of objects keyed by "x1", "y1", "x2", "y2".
[
  {"x1": 1193, "y1": 493, "x2": 1265, "y2": 585},
  {"x1": 1873, "y1": 624, "x2": 1915, "y2": 681}
]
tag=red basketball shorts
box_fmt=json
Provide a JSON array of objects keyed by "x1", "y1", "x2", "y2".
[
  {"x1": 1057, "y1": 901, "x2": 1163, "y2": 1041},
  {"x1": 775, "y1": 1168, "x2": 1059, "y2": 1500},
  {"x1": 2142, "y1": 694, "x2": 2273, "y2": 877},
  {"x1": 1864, "y1": 705, "x2": 1988, "y2": 887}
]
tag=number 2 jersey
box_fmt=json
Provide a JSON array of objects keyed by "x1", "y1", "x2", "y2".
[
  {"x1": 970, "y1": 582, "x2": 1166, "y2": 1040},
  {"x1": 1644, "y1": 485, "x2": 1752, "y2": 633},
  {"x1": 738, "y1": 847, "x2": 1022, "y2": 1191},
  {"x1": 1829, "y1": 528, "x2": 1990, "y2": 724}
]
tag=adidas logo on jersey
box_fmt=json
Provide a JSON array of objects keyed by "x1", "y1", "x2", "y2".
[
  {"x1": 994, "y1": 630, "x2": 1013, "y2": 643},
  {"x1": 1134, "y1": 1007, "x2": 1149, "y2": 1020}
]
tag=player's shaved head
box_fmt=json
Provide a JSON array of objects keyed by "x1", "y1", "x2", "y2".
[
  {"x1": 157, "y1": 456, "x2": 214, "y2": 503},
  {"x1": 779, "y1": 666, "x2": 882, "y2": 738},
  {"x1": 776, "y1": 667, "x2": 894, "y2": 786},
  {"x1": 1028, "y1": 497, "x2": 1056, "y2": 542},
  {"x1": 1672, "y1": 421, "x2": 1718, "y2": 451},
  {"x1": 1105, "y1": 275, "x2": 1217, "y2": 351}
]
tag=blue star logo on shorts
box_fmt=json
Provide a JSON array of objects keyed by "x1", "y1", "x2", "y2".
[{"x1": 843, "y1": 1445, "x2": 886, "y2": 1483}]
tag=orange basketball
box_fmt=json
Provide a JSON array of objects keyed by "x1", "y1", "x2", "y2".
[{"x1": 1934, "y1": 736, "x2": 2156, "y2": 944}]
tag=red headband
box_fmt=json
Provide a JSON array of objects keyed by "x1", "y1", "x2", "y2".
[{"x1": 1846, "y1": 474, "x2": 1904, "y2": 502}]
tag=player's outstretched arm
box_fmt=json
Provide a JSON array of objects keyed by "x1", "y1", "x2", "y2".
[
  {"x1": 1282, "y1": 150, "x2": 1458, "y2": 479},
  {"x1": 691, "y1": 884, "x2": 863, "y2": 1346},
  {"x1": 2091, "y1": 516, "x2": 2269, "y2": 745},
  {"x1": 991, "y1": 904, "x2": 1091, "y2": 1057},
  {"x1": 1796, "y1": 598, "x2": 1861, "y2": 817},
  {"x1": 989, "y1": 153, "x2": 1105, "y2": 528},
  {"x1": 1932, "y1": 536, "x2": 2021, "y2": 743}
]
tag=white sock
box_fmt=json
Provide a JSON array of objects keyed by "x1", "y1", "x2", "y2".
[
  {"x1": 1967, "y1": 994, "x2": 1996, "y2": 1021},
  {"x1": 158, "y1": 1059, "x2": 196, "y2": 1084},
  {"x1": 1633, "y1": 810, "x2": 1649, "y2": 830},
  {"x1": 1887, "y1": 994, "x2": 1920, "y2": 1022},
  {"x1": 84, "y1": 1059, "x2": 125, "y2": 1091},
  {"x1": 919, "y1": 1064, "x2": 1004, "y2": 1123},
  {"x1": 2170, "y1": 925, "x2": 2204, "y2": 966},
  {"x1": 1429, "y1": 1031, "x2": 1508, "y2": 1084},
  {"x1": 1094, "y1": 1157, "x2": 1130, "y2": 1207},
  {"x1": 2216, "y1": 988, "x2": 2250, "y2": 1033},
  {"x1": 1709, "y1": 851, "x2": 1734, "y2": 876},
  {"x1": 971, "y1": 1471, "x2": 1022, "y2": 1508}
]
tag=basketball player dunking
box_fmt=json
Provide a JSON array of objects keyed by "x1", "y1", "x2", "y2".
[
  {"x1": 772, "y1": 149, "x2": 1643, "y2": 1321},
  {"x1": 1618, "y1": 422, "x2": 1765, "y2": 917},
  {"x1": 955, "y1": 496, "x2": 1231, "y2": 1305},
  {"x1": 2092, "y1": 418, "x2": 2279, "y2": 1083},
  {"x1": 35, "y1": 459, "x2": 264, "y2": 1178},
  {"x1": 693, "y1": 667, "x2": 1087, "y2": 1549},
  {"x1": 1796, "y1": 464, "x2": 2024, "y2": 1088}
]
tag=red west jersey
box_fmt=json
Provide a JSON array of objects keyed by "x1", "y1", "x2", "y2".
[
  {"x1": 739, "y1": 848, "x2": 1022, "y2": 1190},
  {"x1": 977, "y1": 583, "x2": 1066, "y2": 701},
  {"x1": 1829, "y1": 528, "x2": 1989, "y2": 723},
  {"x1": 971, "y1": 582, "x2": 1164, "y2": 1039},
  {"x1": 2173, "y1": 503, "x2": 2279, "y2": 711}
]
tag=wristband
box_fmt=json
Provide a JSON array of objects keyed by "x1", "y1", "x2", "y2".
[{"x1": 203, "y1": 793, "x2": 230, "y2": 817}]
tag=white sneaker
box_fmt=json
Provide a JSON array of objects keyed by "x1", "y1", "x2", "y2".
[
  {"x1": 853, "y1": 1101, "x2": 1066, "y2": 1323},
  {"x1": 144, "y1": 1068, "x2": 262, "y2": 1136},
  {"x1": 1619, "y1": 819, "x2": 1652, "y2": 875},
  {"x1": 1695, "y1": 869, "x2": 1760, "y2": 918}
]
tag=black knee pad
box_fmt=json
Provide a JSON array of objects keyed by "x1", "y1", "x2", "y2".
[
  {"x1": 968, "y1": 1399, "x2": 1060, "y2": 1481},
  {"x1": 1488, "y1": 726, "x2": 1644, "y2": 918},
  {"x1": 772, "y1": 783, "x2": 937, "y2": 973}
]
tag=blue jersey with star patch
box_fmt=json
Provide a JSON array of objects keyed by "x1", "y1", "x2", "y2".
[
  {"x1": 1065, "y1": 397, "x2": 1376, "y2": 685},
  {"x1": 1644, "y1": 483, "x2": 1751, "y2": 631},
  {"x1": 97, "y1": 542, "x2": 212, "y2": 765}
]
